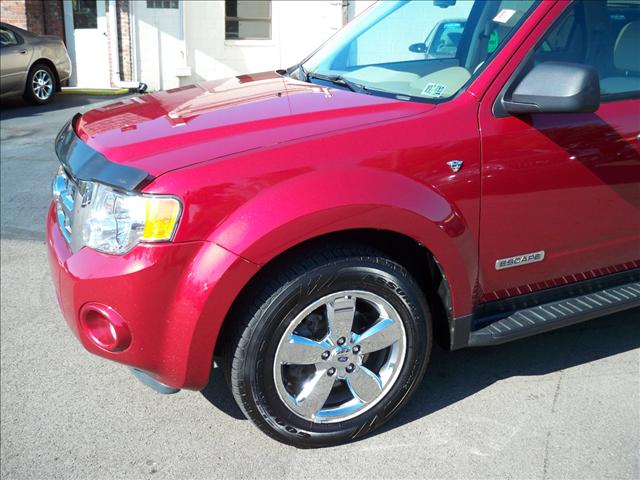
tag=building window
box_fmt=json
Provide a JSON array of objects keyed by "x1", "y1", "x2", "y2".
[
  {"x1": 72, "y1": 0, "x2": 98, "y2": 29},
  {"x1": 147, "y1": 0, "x2": 179, "y2": 8},
  {"x1": 225, "y1": 0, "x2": 271, "y2": 40}
]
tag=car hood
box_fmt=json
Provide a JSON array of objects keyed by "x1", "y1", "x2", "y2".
[{"x1": 75, "y1": 71, "x2": 433, "y2": 178}]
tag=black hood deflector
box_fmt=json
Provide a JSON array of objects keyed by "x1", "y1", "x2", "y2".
[{"x1": 55, "y1": 114, "x2": 153, "y2": 191}]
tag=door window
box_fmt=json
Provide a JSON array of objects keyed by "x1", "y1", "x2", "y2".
[
  {"x1": 532, "y1": 0, "x2": 640, "y2": 99},
  {"x1": 72, "y1": 0, "x2": 98, "y2": 29}
]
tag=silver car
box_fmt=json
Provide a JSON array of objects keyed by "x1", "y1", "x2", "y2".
[{"x1": 0, "y1": 23, "x2": 71, "y2": 105}]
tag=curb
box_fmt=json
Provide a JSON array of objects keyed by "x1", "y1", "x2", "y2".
[{"x1": 60, "y1": 87, "x2": 131, "y2": 95}]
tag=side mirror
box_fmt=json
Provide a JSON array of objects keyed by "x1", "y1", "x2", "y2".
[
  {"x1": 409, "y1": 43, "x2": 427, "y2": 53},
  {"x1": 502, "y1": 62, "x2": 600, "y2": 115}
]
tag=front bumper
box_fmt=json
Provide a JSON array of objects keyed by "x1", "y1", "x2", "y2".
[{"x1": 46, "y1": 202, "x2": 258, "y2": 390}]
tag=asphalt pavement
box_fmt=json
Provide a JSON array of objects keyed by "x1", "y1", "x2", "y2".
[{"x1": 1, "y1": 94, "x2": 638, "y2": 480}]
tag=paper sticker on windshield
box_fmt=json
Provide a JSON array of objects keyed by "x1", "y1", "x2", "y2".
[
  {"x1": 422, "y1": 83, "x2": 446, "y2": 98},
  {"x1": 493, "y1": 8, "x2": 516, "y2": 24}
]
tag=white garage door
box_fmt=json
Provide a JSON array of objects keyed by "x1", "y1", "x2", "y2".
[
  {"x1": 63, "y1": 0, "x2": 111, "y2": 88},
  {"x1": 131, "y1": 0, "x2": 185, "y2": 92}
]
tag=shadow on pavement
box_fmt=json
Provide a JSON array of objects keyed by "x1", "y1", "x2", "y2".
[
  {"x1": 200, "y1": 308, "x2": 640, "y2": 429},
  {"x1": 201, "y1": 363, "x2": 245, "y2": 420},
  {"x1": 381, "y1": 307, "x2": 640, "y2": 436},
  {"x1": 0, "y1": 94, "x2": 129, "y2": 121}
]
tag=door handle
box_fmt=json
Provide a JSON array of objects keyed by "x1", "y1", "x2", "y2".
[{"x1": 19, "y1": 50, "x2": 27, "y2": 54}]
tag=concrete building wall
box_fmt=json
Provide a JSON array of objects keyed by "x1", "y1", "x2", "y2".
[
  {"x1": 350, "y1": 0, "x2": 376, "y2": 17},
  {"x1": 179, "y1": 0, "x2": 342, "y2": 86}
]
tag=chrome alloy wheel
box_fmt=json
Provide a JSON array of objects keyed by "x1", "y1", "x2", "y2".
[
  {"x1": 273, "y1": 291, "x2": 407, "y2": 423},
  {"x1": 32, "y1": 69, "x2": 53, "y2": 101}
]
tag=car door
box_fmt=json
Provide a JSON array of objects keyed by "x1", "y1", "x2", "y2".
[
  {"x1": 0, "y1": 26, "x2": 31, "y2": 96},
  {"x1": 478, "y1": 0, "x2": 640, "y2": 303}
]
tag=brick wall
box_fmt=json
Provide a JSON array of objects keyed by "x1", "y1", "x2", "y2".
[
  {"x1": 116, "y1": 0, "x2": 133, "y2": 82},
  {"x1": 104, "y1": 0, "x2": 133, "y2": 84},
  {"x1": 24, "y1": 0, "x2": 45, "y2": 34},
  {"x1": 0, "y1": 0, "x2": 65, "y2": 41},
  {"x1": 42, "y1": 0, "x2": 65, "y2": 39},
  {"x1": 0, "y1": 1, "x2": 26, "y2": 28}
]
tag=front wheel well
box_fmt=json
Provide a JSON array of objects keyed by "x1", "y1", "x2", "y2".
[{"x1": 216, "y1": 229, "x2": 452, "y2": 358}]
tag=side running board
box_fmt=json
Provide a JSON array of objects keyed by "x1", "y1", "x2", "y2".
[{"x1": 468, "y1": 281, "x2": 640, "y2": 346}]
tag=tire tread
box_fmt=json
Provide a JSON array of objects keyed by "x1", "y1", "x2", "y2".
[{"x1": 221, "y1": 243, "x2": 429, "y2": 447}]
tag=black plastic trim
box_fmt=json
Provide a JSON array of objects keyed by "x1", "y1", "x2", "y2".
[
  {"x1": 450, "y1": 313, "x2": 472, "y2": 350},
  {"x1": 502, "y1": 61, "x2": 600, "y2": 114},
  {"x1": 468, "y1": 281, "x2": 640, "y2": 346},
  {"x1": 600, "y1": 91, "x2": 640, "y2": 103},
  {"x1": 474, "y1": 269, "x2": 639, "y2": 329},
  {"x1": 55, "y1": 114, "x2": 153, "y2": 191},
  {"x1": 492, "y1": 49, "x2": 536, "y2": 118},
  {"x1": 450, "y1": 269, "x2": 640, "y2": 349}
]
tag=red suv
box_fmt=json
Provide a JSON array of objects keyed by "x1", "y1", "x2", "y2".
[{"x1": 47, "y1": 0, "x2": 640, "y2": 447}]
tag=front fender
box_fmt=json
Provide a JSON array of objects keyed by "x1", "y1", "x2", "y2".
[
  {"x1": 208, "y1": 167, "x2": 477, "y2": 319},
  {"x1": 144, "y1": 97, "x2": 481, "y2": 388}
]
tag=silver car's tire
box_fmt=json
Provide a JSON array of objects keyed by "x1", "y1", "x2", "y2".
[
  {"x1": 222, "y1": 245, "x2": 431, "y2": 448},
  {"x1": 24, "y1": 64, "x2": 56, "y2": 105}
]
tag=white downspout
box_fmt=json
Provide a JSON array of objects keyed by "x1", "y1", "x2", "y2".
[
  {"x1": 108, "y1": 0, "x2": 141, "y2": 89},
  {"x1": 175, "y1": 1, "x2": 191, "y2": 80},
  {"x1": 62, "y1": 1, "x2": 78, "y2": 86}
]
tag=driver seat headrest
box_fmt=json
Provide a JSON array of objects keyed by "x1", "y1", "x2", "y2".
[{"x1": 614, "y1": 21, "x2": 640, "y2": 72}]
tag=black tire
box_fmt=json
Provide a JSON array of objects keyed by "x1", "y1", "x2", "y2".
[
  {"x1": 222, "y1": 245, "x2": 432, "y2": 448},
  {"x1": 23, "y1": 63, "x2": 56, "y2": 105}
]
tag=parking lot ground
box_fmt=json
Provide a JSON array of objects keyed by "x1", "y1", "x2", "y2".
[{"x1": 1, "y1": 94, "x2": 639, "y2": 480}]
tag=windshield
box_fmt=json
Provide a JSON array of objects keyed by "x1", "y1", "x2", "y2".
[{"x1": 299, "y1": 0, "x2": 538, "y2": 102}]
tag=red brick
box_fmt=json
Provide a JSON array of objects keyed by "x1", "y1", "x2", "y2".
[{"x1": 0, "y1": 0, "x2": 65, "y2": 41}]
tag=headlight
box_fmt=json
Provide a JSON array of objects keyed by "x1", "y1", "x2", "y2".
[
  {"x1": 52, "y1": 167, "x2": 182, "y2": 255},
  {"x1": 82, "y1": 183, "x2": 182, "y2": 255}
]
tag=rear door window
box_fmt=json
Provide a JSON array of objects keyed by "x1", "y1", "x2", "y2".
[{"x1": 0, "y1": 27, "x2": 20, "y2": 47}]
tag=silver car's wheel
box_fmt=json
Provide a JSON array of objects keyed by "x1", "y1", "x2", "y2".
[
  {"x1": 273, "y1": 291, "x2": 406, "y2": 423},
  {"x1": 32, "y1": 69, "x2": 53, "y2": 101},
  {"x1": 24, "y1": 64, "x2": 56, "y2": 105}
]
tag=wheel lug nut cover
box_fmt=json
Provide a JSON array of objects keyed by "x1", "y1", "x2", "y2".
[
  {"x1": 346, "y1": 363, "x2": 355, "y2": 373},
  {"x1": 353, "y1": 345, "x2": 360, "y2": 354},
  {"x1": 327, "y1": 367, "x2": 336, "y2": 376},
  {"x1": 321, "y1": 351, "x2": 330, "y2": 359},
  {"x1": 337, "y1": 337, "x2": 346, "y2": 345}
]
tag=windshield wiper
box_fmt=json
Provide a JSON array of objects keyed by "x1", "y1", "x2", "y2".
[{"x1": 306, "y1": 72, "x2": 370, "y2": 95}]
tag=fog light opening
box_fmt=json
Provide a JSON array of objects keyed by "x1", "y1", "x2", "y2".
[{"x1": 80, "y1": 304, "x2": 131, "y2": 352}]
